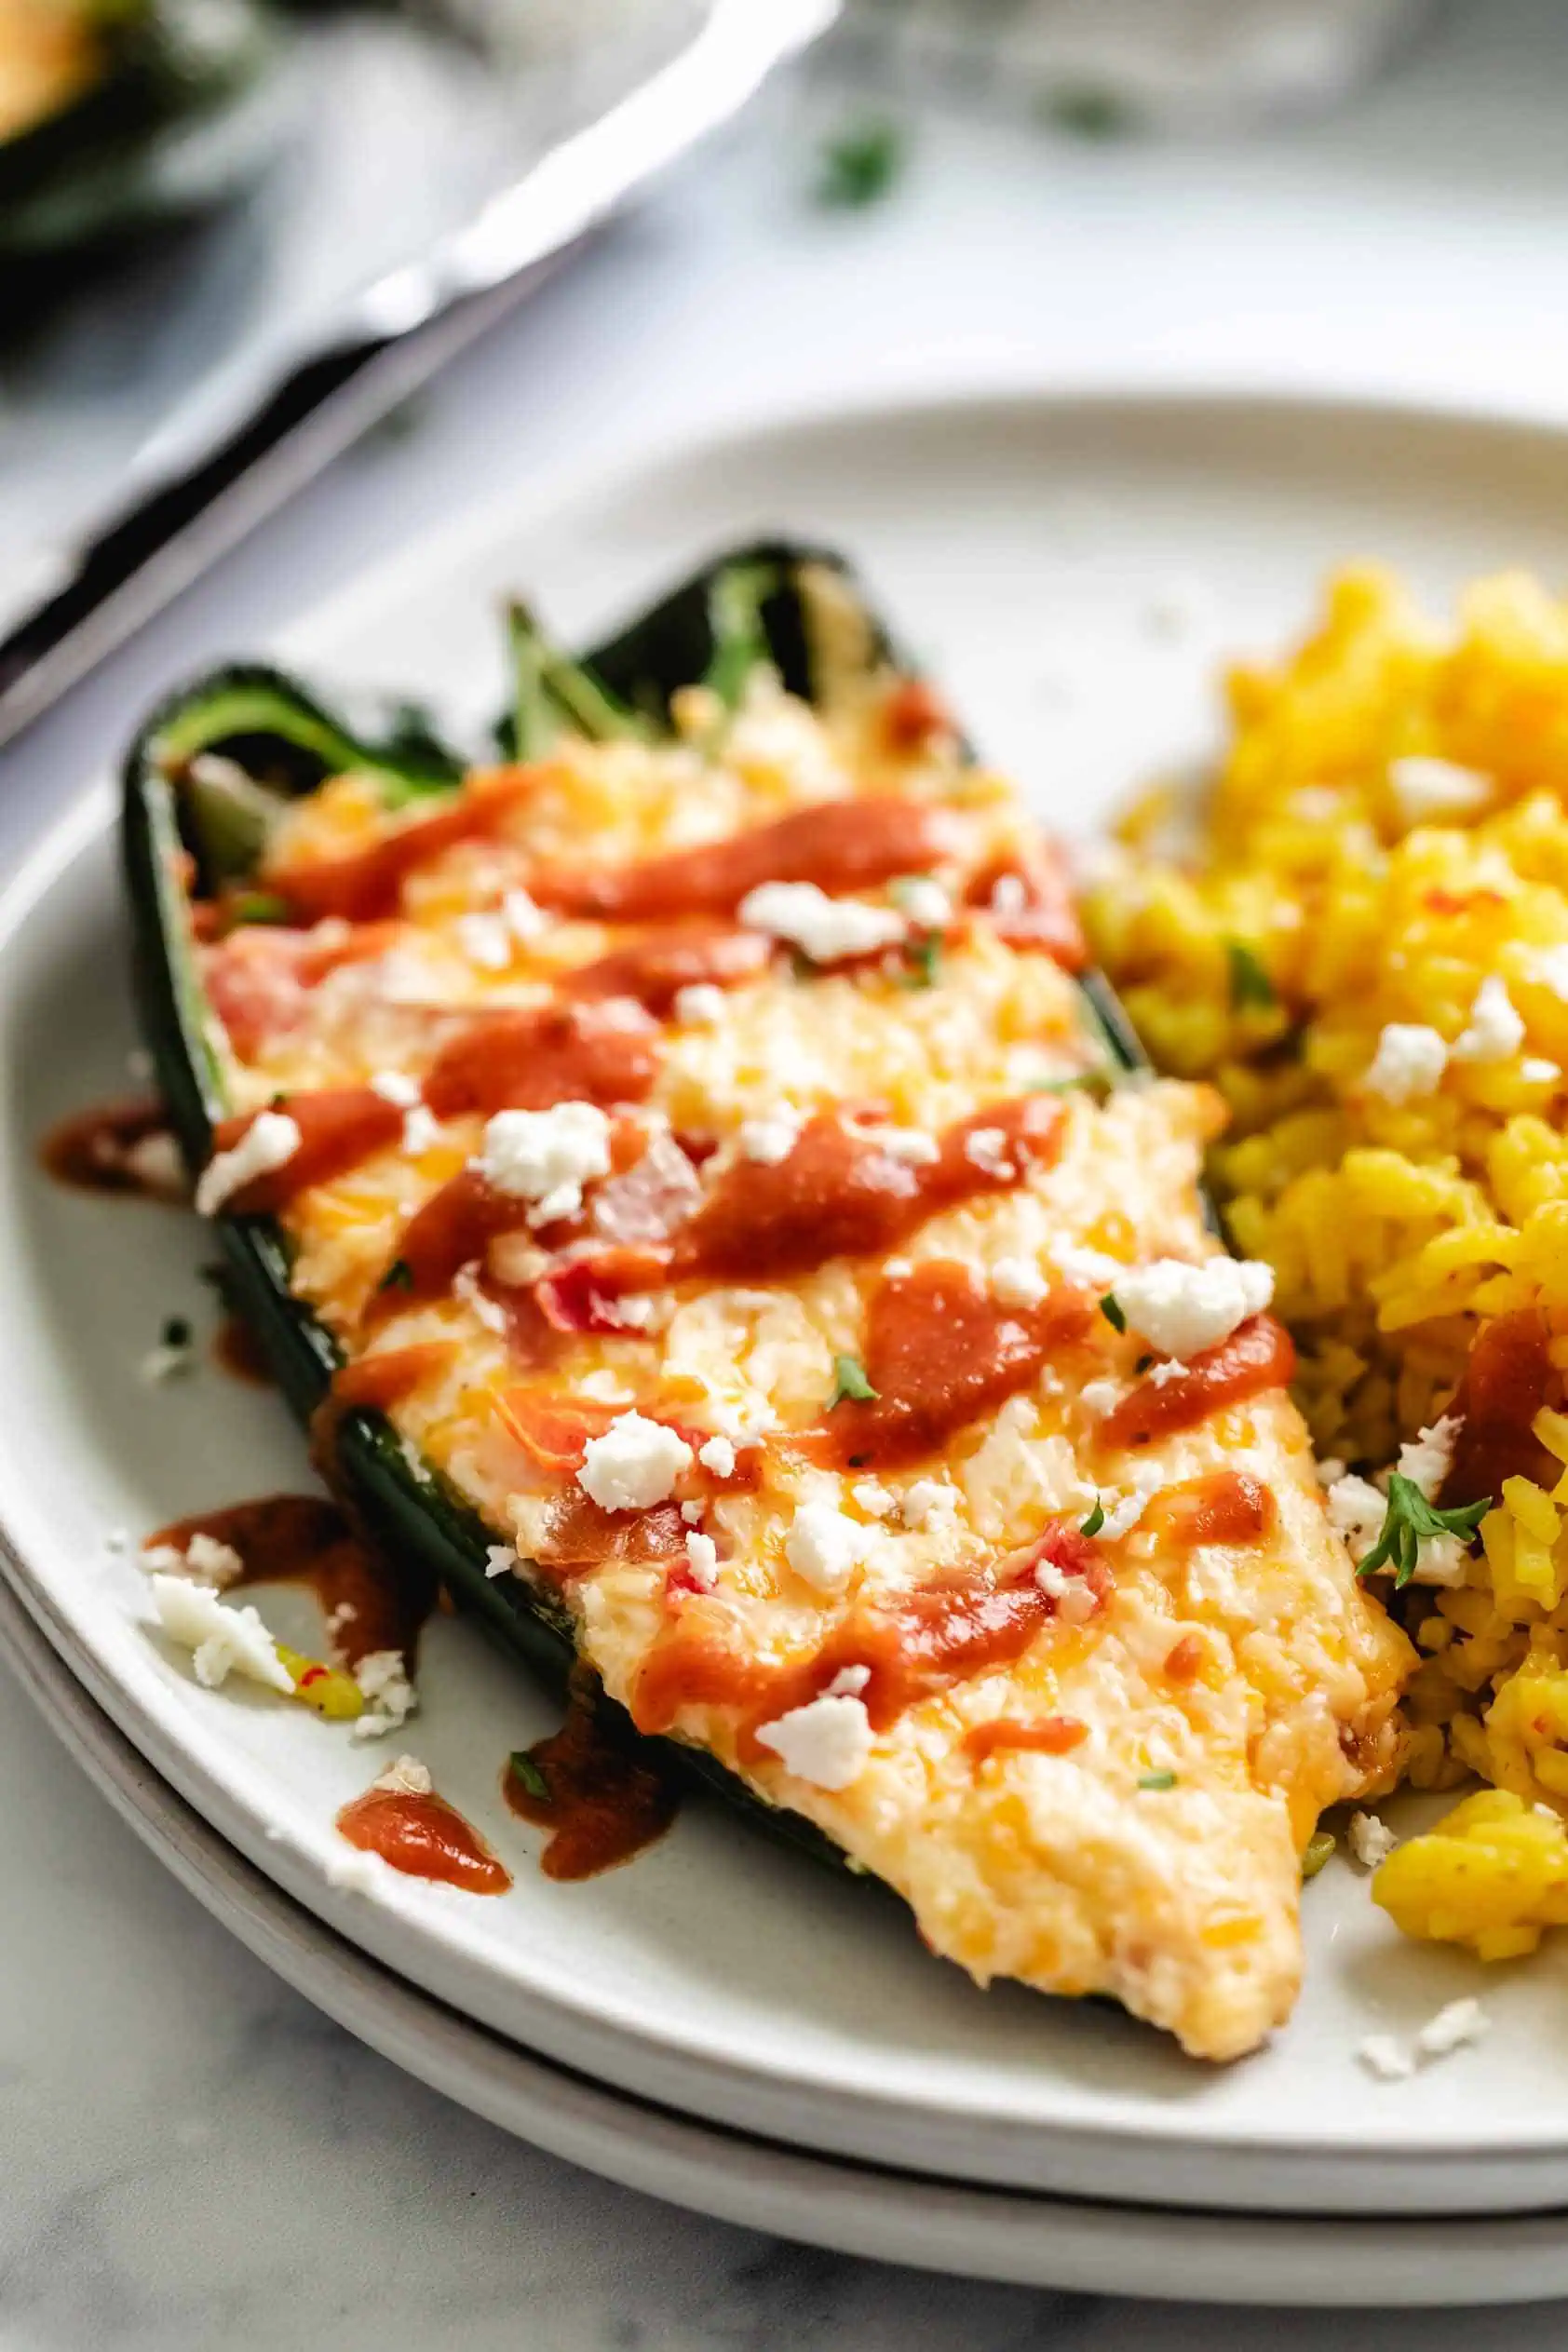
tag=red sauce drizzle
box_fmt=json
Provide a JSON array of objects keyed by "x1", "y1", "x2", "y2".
[
  {"x1": 1441, "y1": 1307, "x2": 1558, "y2": 1510},
  {"x1": 212, "y1": 1312, "x2": 274, "y2": 1385},
  {"x1": 631, "y1": 1522, "x2": 1108, "y2": 1746},
  {"x1": 882, "y1": 677, "x2": 956, "y2": 753},
  {"x1": 669, "y1": 1097, "x2": 1068, "y2": 1287},
  {"x1": 1144, "y1": 1470, "x2": 1275, "y2": 1548},
  {"x1": 147, "y1": 1493, "x2": 431, "y2": 1670},
  {"x1": 527, "y1": 796, "x2": 956, "y2": 923},
  {"x1": 422, "y1": 1001, "x2": 660, "y2": 1122},
  {"x1": 264, "y1": 767, "x2": 542, "y2": 924},
  {"x1": 1101, "y1": 1316, "x2": 1295, "y2": 1449},
  {"x1": 965, "y1": 1714, "x2": 1088, "y2": 1764},
  {"x1": 336, "y1": 1785, "x2": 511, "y2": 1895},
  {"x1": 503, "y1": 1669, "x2": 679, "y2": 1878},
  {"x1": 210, "y1": 1088, "x2": 403, "y2": 1214},
  {"x1": 561, "y1": 926, "x2": 771, "y2": 1014},
  {"x1": 40, "y1": 1099, "x2": 184, "y2": 1201},
  {"x1": 808, "y1": 1259, "x2": 1094, "y2": 1470}
]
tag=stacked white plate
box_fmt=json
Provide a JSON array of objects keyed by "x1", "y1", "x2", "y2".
[{"x1": 7, "y1": 389, "x2": 1568, "y2": 2304}]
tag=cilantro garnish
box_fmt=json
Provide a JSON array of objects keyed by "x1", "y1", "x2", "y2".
[
  {"x1": 378, "y1": 1258, "x2": 414, "y2": 1293},
  {"x1": 1079, "y1": 1497, "x2": 1105, "y2": 1538},
  {"x1": 817, "y1": 119, "x2": 905, "y2": 209},
  {"x1": 508, "y1": 1751, "x2": 550, "y2": 1803},
  {"x1": 828, "y1": 1355, "x2": 879, "y2": 1409},
  {"x1": 1133, "y1": 1352, "x2": 1154, "y2": 1374},
  {"x1": 230, "y1": 891, "x2": 291, "y2": 926},
  {"x1": 1227, "y1": 939, "x2": 1277, "y2": 1012},
  {"x1": 1138, "y1": 1769, "x2": 1178, "y2": 1791},
  {"x1": 903, "y1": 935, "x2": 942, "y2": 990},
  {"x1": 1100, "y1": 1292, "x2": 1127, "y2": 1333},
  {"x1": 1356, "y1": 1474, "x2": 1490, "y2": 1590}
]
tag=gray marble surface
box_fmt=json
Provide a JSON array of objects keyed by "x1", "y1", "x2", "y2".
[{"x1": 12, "y1": 4, "x2": 1568, "y2": 2337}]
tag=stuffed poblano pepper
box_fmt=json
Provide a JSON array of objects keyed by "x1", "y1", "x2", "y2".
[{"x1": 123, "y1": 543, "x2": 1410, "y2": 2060}]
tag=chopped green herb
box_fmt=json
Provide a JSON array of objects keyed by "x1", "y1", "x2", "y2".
[
  {"x1": 1356, "y1": 1475, "x2": 1491, "y2": 1590},
  {"x1": 1133, "y1": 1352, "x2": 1154, "y2": 1374},
  {"x1": 1100, "y1": 1292, "x2": 1127, "y2": 1333},
  {"x1": 378, "y1": 1258, "x2": 414, "y2": 1293},
  {"x1": 828, "y1": 1354, "x2": 879, "y2": 1409},
  {"x1": 1079, "y1": 1497, "x2": 1105, "y2": 1538},
  {"x1": 1301, "y1": 1829, "x2": 1336, "y2": 1881},
  {"x1": 508, "y1": 1751, "x2": 550, "y2": 1803},
  {"x1": 1227, "y1": 939, "x2": 1277, "y2": 1012},
  {"x1": 902, "y1": 935, "x2": 943, "y2": 990},
  {"x1": 160, "y1": 1316, "x2": 192, "y2": 1350},
  {"x1": 1042, "y1": 84, "x2": 1137, "y2": 141},
  {"x1": 229, "y1": 892, "x2": 291, "y2": 926},
  {"x1": 1138, "y1": 1768, "x2": 1178, "y2": 1791},
  {"x1": 268, "y1": 1091, "x2": 288, "y2": 1110},
  {"x1": 817, "y1": 118, "x2": 905, "y2": 209}
]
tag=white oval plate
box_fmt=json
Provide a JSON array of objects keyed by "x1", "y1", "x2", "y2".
[
  {"x1": 8, "y1": 391, "x2": 1568, "y2": 2220},
  {"x1": 14, "y1": 1558, "x2": 1568, "y2": 2310}
]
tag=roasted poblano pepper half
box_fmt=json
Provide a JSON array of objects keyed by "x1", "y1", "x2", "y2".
[{"x1": 122, "y1": 540, "x2": 1152, "y2": 1865}]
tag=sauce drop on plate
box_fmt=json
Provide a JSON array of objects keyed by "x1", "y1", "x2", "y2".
[
  {"x1": 40, "y1": 1098, "x2": 184, "y2": 1201},
  {"x1": 336, "y1": 1785, "x2": 511, "y2": 1894},
  {"x1": 504, "y1": 1671, "x2": 679, "y2": 1878}
]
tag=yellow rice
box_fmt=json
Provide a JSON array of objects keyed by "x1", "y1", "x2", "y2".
[{"x1": 1085, "y1": 565, "x2": 1568, "y2": 1947}]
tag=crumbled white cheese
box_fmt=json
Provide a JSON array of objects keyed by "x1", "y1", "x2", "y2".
[
  {"x1": 484, "y1": 1543, "x2": 520, "y2": 1580},
  {"x1": 1111, "y1": 1257, "x2": 1274, "y2": 1361},
  {"x1": 1522, "y1": 1058, "x2": 1561, "y2": 1085},
  {"x1": 1363, "y1": 1022, "x2": 1449, "y2": 1102},
  {"x1": 964, "y1": 1127, "x2": 1014, "y2": 1181},
  {"x1": 124, "y1": 1129, "x2": 185, "y2": 1194},
  {"x1": 372, "y1": 1754, "x2": 432, "y2": 1797},
  {"x1": 1315, "y1": 1456, "x2": 1346, "y2": 1489},
  {"x1": 888, "y1": 874, "x2": 952, "y2": 929},
  {"x1": 696, "y1": 1435, "x2": 737, "y2": 1479},
  {"x1": 139, "y1": 1339, "x2": 195, "y2": 1384},
  {"x1": 1396, "y1": 1413, "x2": 1462, "y2": 1502},
  {"x1": 680, "y1": 1501, "x2": 704, "y2": 1526},
  {"x1": 141, "y1": 1534, "x2": 244, "y2": 1588},
  {"x1": 1452, "y1": 975, "x2": 1525, "y2": 1065},
  {"x1": 325, "y1": 1846, "x2": 385, "y2": 1895},
  {"x1": 1416, "y1": 1996, "x2": 1490, "y2": 2058},
  {"x1": 754, "y1": 1691, "x2": 873, "y2": 1790},
  {"x1": 826, "y1": 1664, "x2": 871, "y2": 1696},
  {"x1": 453, "y1": 1261, "x2": 508, "y2": 1336},
  {"x1": 487, "y1": 1233, "x2": 549, "y2": 1288},
  {"x1": 149, "y1": 1576, "x2": 292, "y2": 1694},
  {"x1": 784, "y1": 1499, "x2": 872, "y2": 1593},
  {"x1": 737, "y1": 1110, "x2": 802, "y2": 1167},
  {"x1": 103, "y1": 1527, "x2": 130, "y2": 1556},
  {"x1": 1099, "y1": 1460, "x2": 1168, "y2": 1540},
  {"x1": 577, "y1": 1412, "x2": 692, "y2": 1513},
  {"x1": 737, "y1": 880, "x2": 905, "y2": 965},
  {"x1": 474, "y1": 1102, "x2": 612, "y2": 1223},
  {"x1": 851, "y1": 1479, "x2": 896, "y2": 1519},
  {"x1": 882, "y1": 1257, "x2": 913, "y2": 1280},
  {"x1": 456, "y1": 912, "x2": 513, "y2": 970},
  {"x1": 1034, "y1": 1551, "x2": 1097, "y2": 1624},
  {"x1": 1387, "y1": 755, "x2": 1492, "y2": 825},
  {"x1": 503, "y1": 887, "x2": 546, "y2": 942},
  {"x1": 683, "y1": 1531, "x2": 719, "y2": 1588},
  {"x1": 370, "y1": 1070, "x2": 421, "y2": 1110},
  {"x1": 990, "y1": 873, "x2": 1028, "y2": 918},
  {"x1": 1078, "y1": 1378, "x2": 1121, "y2": 1419},
  {"x1": 864, "y1": 1126, "x2": 941, "y2": 1167},
  {"x1": 1051, "y1": 1241, "x2": 1123, "y2": 1290},
  {"x1": 400, "y1": 1104, "x2": 441, "y2": 1156},
  {"x1": 1326, "y1": 1473, "x2": 1387, "y2": 1560},
  {"x1": 350, "y1": 1650, "x2": 418, "y2": 1741},
  {"x1": 1358, "y1": 2034, "x2": 1416, "y2": 2082},
  {"x1": 1347, "y1": 1811, "x2": 1399, "y2": 1870},
  {"x1": 672, "y1": 982, "x2": 726, "y2": 1028},
  {"x1": 992, "y1": 1255, "x2": 1048, "y2": 1309},
  {"x1": 194, "y1": 1111, "x2": 301, "y2": 1217},
  {"x1": 899, "y1": 1479, "x2": 953, "y2": 1531}
]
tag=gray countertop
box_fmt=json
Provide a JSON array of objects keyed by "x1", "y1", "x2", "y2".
[{"x1": 10, "y1": 4, "x2": 1568, "y2": 2338}]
